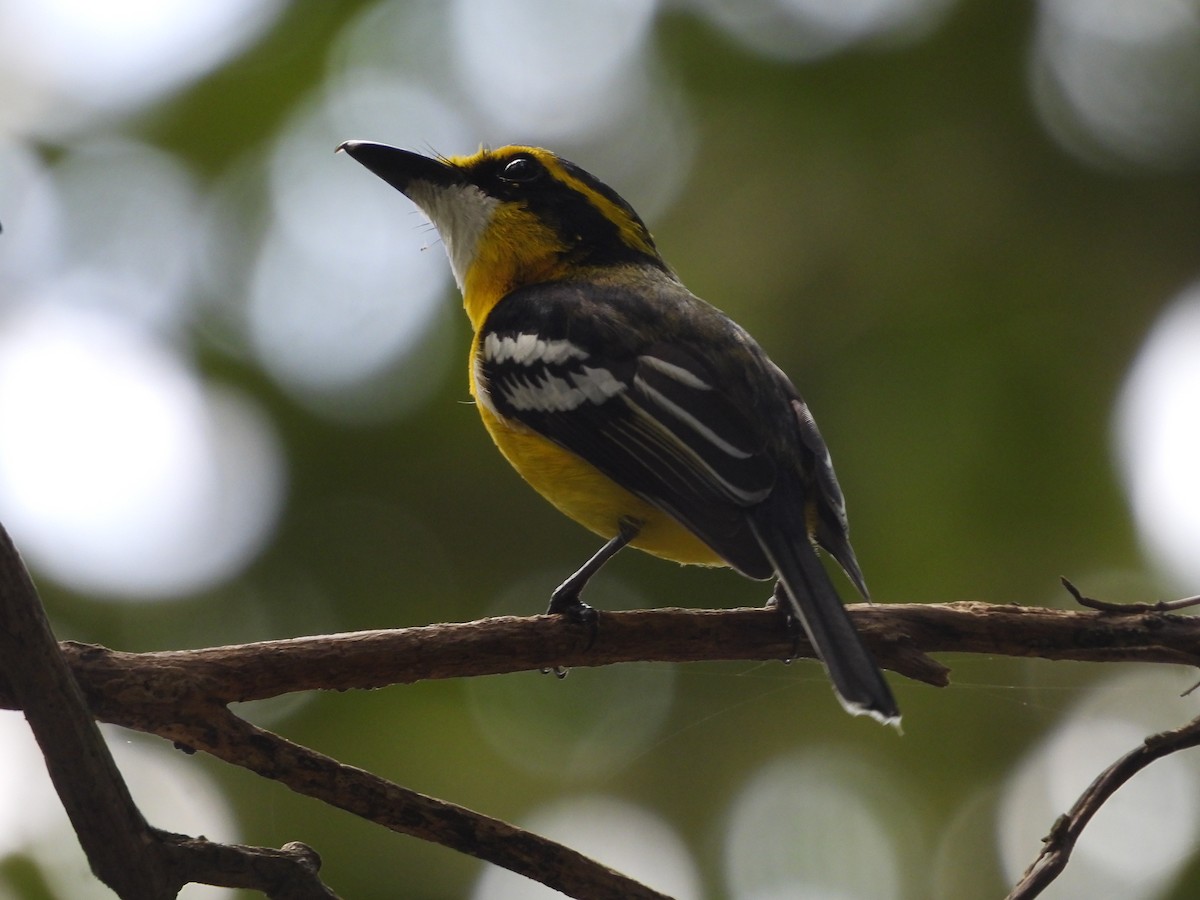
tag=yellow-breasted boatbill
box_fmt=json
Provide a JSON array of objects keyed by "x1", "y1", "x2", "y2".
[{"x1": 338, "y1": 141, "x2": 899, "y2": 725}]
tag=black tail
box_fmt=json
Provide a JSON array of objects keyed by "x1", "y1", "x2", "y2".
[{"x1": 748, "y1": 518, "x2": 899, "y2": 726}]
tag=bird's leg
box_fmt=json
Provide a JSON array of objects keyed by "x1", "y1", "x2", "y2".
[{"x1": 548, "y1": 516, "x2": 642, "y2": 625}]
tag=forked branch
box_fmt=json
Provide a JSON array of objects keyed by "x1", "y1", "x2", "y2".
[{"x1": 0, "y1": 523, "x2": 337, "y2": 899}]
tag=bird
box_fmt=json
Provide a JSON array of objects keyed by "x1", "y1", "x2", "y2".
[{"x1": 338, "y1": 140, "x2": 899, "y2": 725}]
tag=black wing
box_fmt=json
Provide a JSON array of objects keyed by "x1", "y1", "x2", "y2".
[{"x1": 476, "y1": 281, "x2": 779, "y2": 578}]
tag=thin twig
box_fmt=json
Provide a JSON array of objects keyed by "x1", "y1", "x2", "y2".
[
  {"x1": 1061, "y1": 576, "x2": 1200, "y2": 614},
  {"x1": 160, "y1": 838, "x2": 339, "y2": 899},
  {"x1": 1006, "y1": 714, "x2": 1200, "y2": 899}
]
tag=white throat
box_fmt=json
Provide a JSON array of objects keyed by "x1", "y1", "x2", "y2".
[{"x1": 406, "y1": 181, "x2": 500, "y2": 292}]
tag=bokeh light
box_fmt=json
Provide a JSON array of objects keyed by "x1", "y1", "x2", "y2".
[
  {"x1": 450, "y1": 0, "x2": 659, "y2": 139},
  {"x1": 471, "y1": 795, "x2": 701, "y2": 900},
  {"x1": 0, "y1": 0, "x2": 284, "y2": 135},
  {"x1": 466, "y1": 573, "x2": 676, "y2": 780},
  {"x1": 0, "y1": 142, "x2": 62, "y2": 291},
  {"x1": 1031, "y1": 0, "x2": 1200, "y2": 169},
  {"x1": 0, "y1": 303, "x2": 284, "y2": 599},
  {"x1": 51, "y1": 137, "x2": 203, "y2": 330},
  {"x1": 247, "y1": 75, "x2": 468, "y2": 418},
  {"x1": 723, "y1": 750, "x2": 906, "y2": 899},
  {"x1": 693, "y1": 0, "x2": 958, "y2": 62},
  {"x1": 1115, "y1": 282, "x2": 1200, "y2": 589},
  {"x1": 331, "y1": 0, "x2": 698, "y2": 220},
  {"x1": 466, "y1": 660, "x2": 677, "y2": 780}
]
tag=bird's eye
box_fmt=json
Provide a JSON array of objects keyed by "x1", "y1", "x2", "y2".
[{"x1": 499, "y1": 156, "x2": 540, "y2": 184}]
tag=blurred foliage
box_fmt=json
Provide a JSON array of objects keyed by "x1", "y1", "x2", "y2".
[{"x1": 9, "y1": 1, "x2": 1200, "y2": 898}]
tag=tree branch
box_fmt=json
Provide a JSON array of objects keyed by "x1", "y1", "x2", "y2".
[
  {"x1": 0, "y1": 522, "x2": 342, "y2": 899},
  {"x1": 7, "y1": 562, "x2": 1200, "y2": 898},
  {"x1": 1006, "y1": 713, "x2": 1200, "y2": 899},
  {"x1": 5, "y1": 599, "x2": 1200, "y2": 722},
  {"x1": 158, "y1": 704, "x2": 671, "y2": 900},
  {"x1": 0, "y1": 523, "x2": 174, "y2": 898}
]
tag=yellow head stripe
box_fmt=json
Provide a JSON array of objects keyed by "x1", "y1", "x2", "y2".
[{"x1": 538, "y1": 155, "x2": 656, "y2": 257}]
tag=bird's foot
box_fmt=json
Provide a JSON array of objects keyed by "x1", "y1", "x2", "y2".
[
  {"x1": 768, "y1": 580, "x2": 804, "y2": 661},
  {"x1": 543, "y1": 589, "x2": 599, "y2": 662}
]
